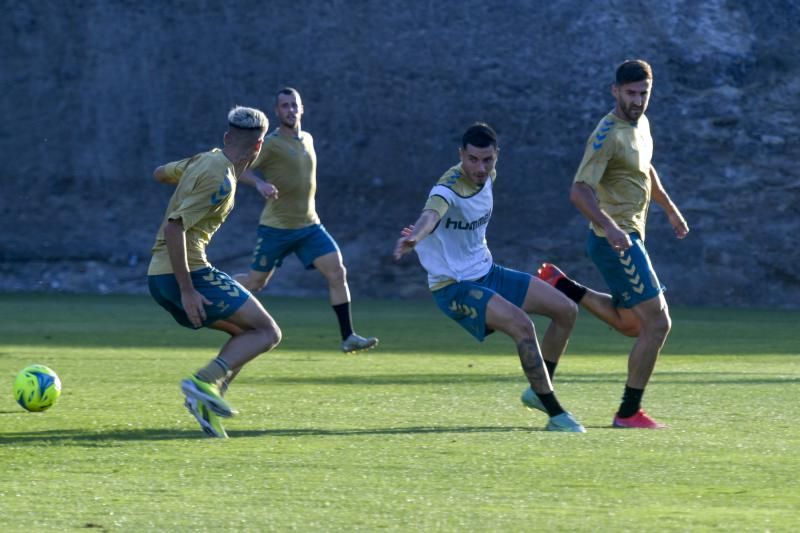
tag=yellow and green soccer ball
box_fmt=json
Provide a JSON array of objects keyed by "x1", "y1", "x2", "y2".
[{"x1": 14, "y1": 364, "x2": 61, "y2": 412}]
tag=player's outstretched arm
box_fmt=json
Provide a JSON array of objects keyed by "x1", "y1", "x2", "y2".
[
  {"x1": 239, "y1": 169, "x2": 279, "y2": 199},
  {"x1": 393, "y1": 209, "x2": 441, "y2": 260},
  {"x1": 649, "y1": 166, "x2": 689, "y2": 239}
]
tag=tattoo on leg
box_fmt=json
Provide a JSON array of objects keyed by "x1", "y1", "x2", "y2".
[{"x1": 517, "y1": 338, "x2": 550, "y2": 390}]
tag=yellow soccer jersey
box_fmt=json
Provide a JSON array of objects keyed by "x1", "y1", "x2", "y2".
[
  {"x1": 423, "y1": 163, "x2": 497, "y2": 216},
  {"x1": 156, "y1": 147, "x2": 222, "y2": 185},
  {"x1": 251, "y1": 129, "x2": 320, "y2": 229},
  {"x1": 573, "y1": 112, "x2": 654, "y2": 240},
  {"x1": 148, "y1": 150, "x2": 237, "y2": 275}
]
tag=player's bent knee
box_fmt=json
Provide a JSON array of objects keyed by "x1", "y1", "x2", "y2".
[
  {"x1": 325, "y1": 264, "x2": 347, "y2": 285},
  {"x1": 658, "y1": 313, "x2": 672, "y2": 338},
  {"x1": 507, "y1": 313, "x2": 536, "y2": 342},
  {"x1": 260, "y1": 324, "x2": 282, "y2": 351},
  {"x1": 559, "y1": 300, "x2": 579, "y2": 326},
  {"x1": 642, "y1": 313, "x2": 671, "y2": 341}
]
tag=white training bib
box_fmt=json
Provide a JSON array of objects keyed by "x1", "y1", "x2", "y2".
[{"x1": 415, "y1": 178, "x2": 493, "y2": 288}]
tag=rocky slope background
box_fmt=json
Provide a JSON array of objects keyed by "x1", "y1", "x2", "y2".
[{"x1": 2, "y1": 0, "x2": 798, "y2": 307}]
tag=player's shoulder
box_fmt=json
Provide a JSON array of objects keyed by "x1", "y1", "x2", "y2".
[
  {"x1": 433, "y1": 164, "x2": 481, "y2": 197},
  {"x1": 586, "y1": 113, "x2": 623, "y2": 152},
  {"x1": 435, "y1": 164, "x2": 461, "y2": 186},
  {"x1": 433, "y1": 164, "x2": 467, "y2": 193},
  {"x1": 198, "y1": 149, "x2": 229, "y2": 169},
  {"x1": 184, "y1": 150, "x2": 231, "y2": 184},
  {"x1": 176, "y1": 147, "x2": 219, "y2": 167},
  {"x1": 262, "y1": 129, "x2": 282, "y2": 146},
  {"x1": 299, "y1": 130, "x2": 315, "y2": 152},
  {"x1": 252, "y1": 131, "x2": 283, "y2": 168}
]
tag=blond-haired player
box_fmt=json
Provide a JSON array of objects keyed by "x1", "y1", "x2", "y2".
[{"x1": 149, "y1": 106, "x2": 279, "y2": 438}]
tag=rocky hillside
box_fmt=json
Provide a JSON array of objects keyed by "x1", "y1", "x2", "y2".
[{"x1": 2, "y1": 0, "x2": 798, "y2": 307}]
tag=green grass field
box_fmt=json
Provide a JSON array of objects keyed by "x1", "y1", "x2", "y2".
[{"x1": 1, "y1": 294, "x2": 798, "y2": 531}]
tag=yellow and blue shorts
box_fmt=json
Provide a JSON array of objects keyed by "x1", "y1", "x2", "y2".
[
  {"x1": 431, "y1": 264, "x2": 532, "y2": 341},
  {"x1": 586, "y1": 231, "x2": 665, "y2": 308},
  {"x1": 148, "y1": 267, "x2": 251, "y2": 329},
  {"x1": 250, "y1": 224, "x2": 339, "y2": 272}
]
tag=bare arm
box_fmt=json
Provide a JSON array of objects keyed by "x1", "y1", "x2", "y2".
[
  {"x1": 649, "y1": 166, "x2": 689, "y2": 239},
  {"x1": 393, "y1": 209, "x2": 442, "y2": 260},
  {"x1": 569, "y1": 182, "x2": 632, "y2": 251},
  {"x1": 164, "y1": 218, "x2": 210, "y2": 327},
  {"x1": 239, "y1": 169, "x2": 279, "y2": 200}
]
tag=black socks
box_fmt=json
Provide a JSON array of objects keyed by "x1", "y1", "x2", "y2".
[
  {"x1": 545, "y1": 359, "x2": 558, "y2": 380},
  {"x1": 535, "y1": 391, "x2": 565, "y2": 417},
  {"x1": 332, "y1": 302, "x2": 354, "y2": 340},
  {"x1": 555, "y1": 277, "x2": 588, "y2": 304},
  {"x1": 618, "y1": 386, "x2": 644, "y2": 418}
]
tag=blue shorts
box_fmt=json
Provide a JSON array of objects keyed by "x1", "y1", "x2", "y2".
[
  {"x1": 148, "y1": 267, "x2": 251, "y2": 329},
  {"x1": 250, "y1": 224, "x2": 339, "y2": 272},
  {"x1": 432, "y1": 264, "x2": 532, "y2": 341},
  {"x1": 586, "y1": 231, "x2": 665, "y2": 308}
]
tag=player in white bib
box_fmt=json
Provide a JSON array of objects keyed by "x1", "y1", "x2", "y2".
[{"x1": 394, "y1": 123, "x2": 585, "y2": 433}]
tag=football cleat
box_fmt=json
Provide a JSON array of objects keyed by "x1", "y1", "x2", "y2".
[
  {"x1": 341, "y1": 333, "x2": 379, "y2": 354},
  {"x1": 613, "y1": 409, "x2": 668, "y2": 429},
  {"x1": 181, "y1": 375, "x2": 238, "y2": 418},
  {"x1": 537, "y1": 263, "x2": 567, "y2": 288},
  {"x1": 520, "y1": 386, "x2": 547, "y2": 414},
  {"x1": 185, "y1": 397, "x2": 228, "y2": 438},
  {"x1": 546, "y1": 412, "x2": 586, "y2": 433}
]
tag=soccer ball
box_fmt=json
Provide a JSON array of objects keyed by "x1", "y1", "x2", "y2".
[{"x1": 14, "y1": 364, "x2": 62, "y2": 412}]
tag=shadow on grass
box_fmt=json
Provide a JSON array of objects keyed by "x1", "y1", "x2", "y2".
[
  {"x1": 3, "y1": 294, "x2": 799, "y2": 356},
  {"x1": 240, "y1": 371, "x2": 800, "y2": 387},
  {"x1": 0, "y1": 425, "x2": 544, "y2": 445},
  {"x1": 566, "y1": 371, "x2": 800, "y2": 386},
  {"x1": 244, "y1": 373, "x2": 526, "y2": 386}
]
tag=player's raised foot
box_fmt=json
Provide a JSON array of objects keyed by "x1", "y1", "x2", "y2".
[
  {"x1": 537, "y1": 263, "x2": 568, "y2": 287},
  {"x1": 181, "y1": 375, "x2": 238, "y2": 418},
  {"x1": 612, "y1": 409, "x2": 668, "y2": 429},
  {"x1": 184, "y1": 397, "x2": 228, "y2": 438},
  {"x1": 520, "y1": 386, "x2": 546, "y2": 414},
  {"x1": 546, "y1": 412, "x2": 586, "y2": 433},
  {"x1": 341, "y1": 333, "x2": 379, "y2": 354}
]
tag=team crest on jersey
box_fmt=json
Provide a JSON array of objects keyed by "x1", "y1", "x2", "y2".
[{"x1": 469, "y1": 289, "x2": 484, "y2": 300}]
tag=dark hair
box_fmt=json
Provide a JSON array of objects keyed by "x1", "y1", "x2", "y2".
[
  {"x1": 615, "y1": 59, "x2": 653, "y2": 85},
  {"x1": 275, "y1": 87, "x2": 300, "y2": 104},
  {"x1": 461, "y1": 122, "x2": 498, "y2": 149}
]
